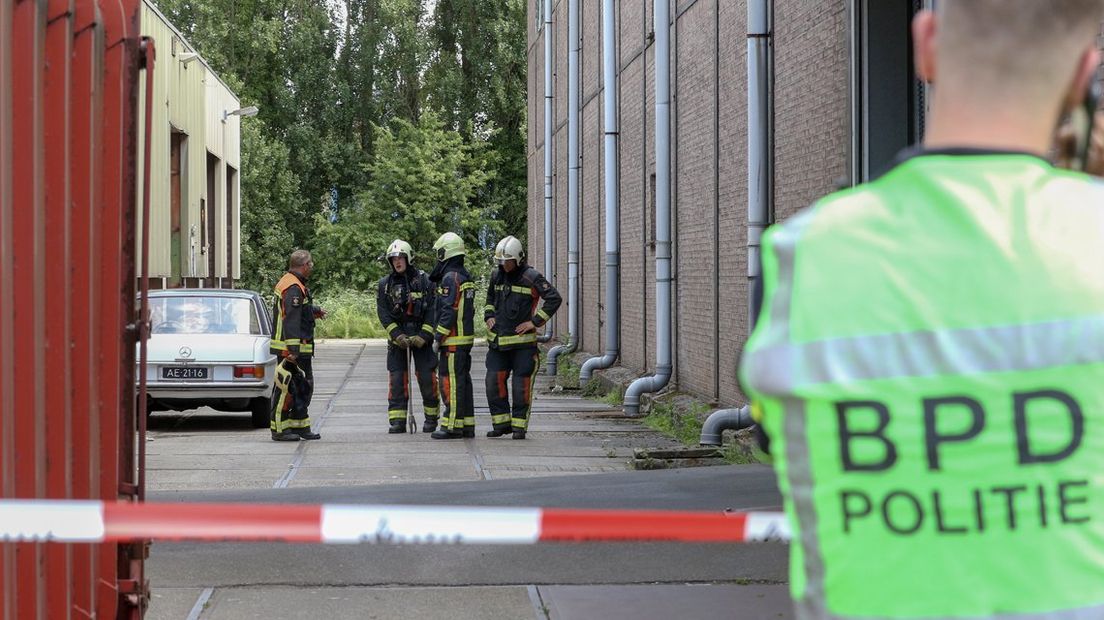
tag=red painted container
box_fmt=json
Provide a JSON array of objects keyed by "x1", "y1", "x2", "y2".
[{"x1": 1, "y1": 0, "x2": 148, "y2": 617}]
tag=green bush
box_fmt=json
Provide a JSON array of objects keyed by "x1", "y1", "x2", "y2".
[
  {"x1": 313, "y1": 284, "x2": 493, "y2": 341},
  {"x1": 313, "y1": 289, "x2": 387, "y2": 339}
]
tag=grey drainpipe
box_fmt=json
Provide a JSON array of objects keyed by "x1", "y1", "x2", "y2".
[
  {"x1": 547, "y1": 0, "x2": 580, "y2": 375},
  {"x1": 700, "y1": 406, "x2": 755, "y2": 446},
  {"x1": 703, "y1": 0, "x2": 773, "y2": 432},
  {"x1": 623, "y1": 0, "x2": 671, "y2": 416},
  {"x1": 538, "y1": 0, "x2": 555, "y2": 344},
  {"x1": 580, "y1": 0, "x2": 620, "y2": 381}
]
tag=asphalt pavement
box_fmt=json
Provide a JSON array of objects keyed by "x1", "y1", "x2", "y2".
[{"x1": 143, "y1": 341, "x2": 790, "y2": 619}]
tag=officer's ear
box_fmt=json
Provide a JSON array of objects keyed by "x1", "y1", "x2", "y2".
[
  {"x1": 1062, "y1": 46, "x2": 1101, "y2": 116},
  {"x1": 912, "y1": 10, "x2": 937, "y2": 85}
]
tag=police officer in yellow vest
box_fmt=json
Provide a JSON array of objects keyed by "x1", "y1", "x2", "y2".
[
  {"x1": 484, "y1": 236, "x2": 560, "y2": 439},
  {"x1": 376, "y1": 239, "x2": 440, "y2": 434},
  {"x1": 429, "y1": 232, "x2": 476, "y2": 440},
  {"x1": 739, "y1": 2, "x2": 1104, "y2": 618},
  {"x1": 270, "y1": 250, "x2": 326, "y2": 441}
]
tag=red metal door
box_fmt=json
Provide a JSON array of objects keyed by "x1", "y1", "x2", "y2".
[{"x1": 1, "y1": 0, "x2": 146, "y2": 617}]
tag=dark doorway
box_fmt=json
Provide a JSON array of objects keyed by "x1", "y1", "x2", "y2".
[
  {"x1": 850, "y1": 0, "x2": 932, "y2": 182},
  {"x1": 170, "y1": 130, "x2": 187, "y2": 287},
  {"x1": 226, "y1": 165, "x2": 238, "y2": 286},
  {"x1": 206, "y1": 152, "x2": 219, "y2": 286}
]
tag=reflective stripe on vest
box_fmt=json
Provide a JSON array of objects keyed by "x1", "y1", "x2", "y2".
[
  {"x1": 272, "y1": 273, "x2": 311, "y2": 353},
  {"x1": 442, "y1": 281, "x2": 475, "y2": 348},
  {"x1": 739, "y1": 156, "x2": 1104, "y2": 619}
]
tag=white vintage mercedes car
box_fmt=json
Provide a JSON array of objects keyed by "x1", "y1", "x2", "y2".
[{"x1": 140, "y1": 289, "x2": 278, "y2": 427}]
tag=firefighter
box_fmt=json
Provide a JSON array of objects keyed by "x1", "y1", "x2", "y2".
[
  {"x1": 428, "y1": 232, "x2": 476, "y2": 440},
  {"x1": 484, "y1": 236, "x2": 560, "y2": 439},
  {"x1": 376, "y1": 239, "x2": 440, "y2": 434},
  {"x1": 269, "y1": 249, "x2": 325, "y2": 441}
]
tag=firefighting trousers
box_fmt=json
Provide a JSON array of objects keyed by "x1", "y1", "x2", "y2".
[
  {"x1": 485, "y1": 347, "x2": 540, "y2": 432},
  {"x1": 387, "y1": 343, "x2": 439, "y2": 422},
  {"x1": 438, "y1": 347, "x2": 474, "y2": 433},
  {"x1": 271, "y1": 356, "x2": 314, "y2": 433}
]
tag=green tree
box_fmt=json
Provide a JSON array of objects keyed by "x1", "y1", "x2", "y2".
[
  {"x1": 238, "y1": 119, "x2": 298, "y2": 293},
  {"x1": 311, "y1": 112, "x2": 495, "y2": 291}
]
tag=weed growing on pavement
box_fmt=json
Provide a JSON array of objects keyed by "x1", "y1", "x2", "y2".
[
  {"x1": 600, "y1": 388, "x2": 623, "y2": 406},
  {"x1": 580, "y1": 378, "x2": 605, "y2": 397},
  {"x1": 555, "y1": 357, "x2": 581, "y2": 389},
  {"x1": 643, "y1": 400, "x2": 706, "y2": 445},
  {"x1": 644, "y1": 397, "x2": 763, "y2": 464}
]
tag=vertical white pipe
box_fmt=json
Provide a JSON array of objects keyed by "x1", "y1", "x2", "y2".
[
  {"x1": 580, "y1": 0, "x2": 620, "y2": 381},
  {"x1": 747, "y1": 0, "x2": 770, "y2": 330},
  {"x1": 547, "y1": 0, "x2": 580, "y2": 374},
  {"x1": 538, "y1": 0, "x2": 555, "y2": 343},
  {"x1": 623, "y1": 0, "x2": 671, "y2": 415}
]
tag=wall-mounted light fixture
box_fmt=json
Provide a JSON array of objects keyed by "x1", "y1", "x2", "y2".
[
  {"x1": 223, "y1": 106, "x2": 259, "y2": 121},
  {"x1": 178, "y1": 52, "x2": 200, "y2": 65}
]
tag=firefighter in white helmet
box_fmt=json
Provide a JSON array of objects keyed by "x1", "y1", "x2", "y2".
[
  {"x1": 376, "y1": 239, "x2": 440, "y2": 433},
  {"x1": 483, "y1": 236, "x2": 561, "y2": 439}
]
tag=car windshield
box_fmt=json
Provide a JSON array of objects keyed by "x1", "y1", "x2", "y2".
[{"x1": 149, "y1": 296, "x2": 262, "y2": 335}]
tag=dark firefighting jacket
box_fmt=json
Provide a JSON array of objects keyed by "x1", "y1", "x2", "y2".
[
  {"x1": 376, "y1": 268, "x2": 435, "y2": 345},
  {"x1": 484, "y1": 264, "x2": 561, "y2": 350}
]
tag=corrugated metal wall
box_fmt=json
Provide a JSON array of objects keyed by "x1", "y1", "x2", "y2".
[
  {"x1": 205, "y1": 80, "x2": 241, "y2": 281},
  {"x1": 2, "y1": 0, "x2": 145, "y2": 617},
  {"x1": 136, "y1": 0, "x2": 240, "y2": 283}
]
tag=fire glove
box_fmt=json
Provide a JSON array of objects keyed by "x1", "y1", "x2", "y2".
[
  {"x1": 394, "y1": 334, "x2": 410, "y2": 348},
  {"x1": 409, "y1": 335, "x2": 426, "y2": 348}
]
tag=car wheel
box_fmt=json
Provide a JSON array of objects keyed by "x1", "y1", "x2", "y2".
[{"x1": 250, "y1": 397, "x2": 271, "y2": 429}]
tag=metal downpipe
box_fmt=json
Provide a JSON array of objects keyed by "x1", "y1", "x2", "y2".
[
  {"x1": 623, "y1": 0, "x2": 671, "y2": 415},
  {"x1": 700, "y1": 406, "x2": 755, "y2": 446},
  {"x1": 705, "y1": 0, "x2": 773, "y2": 426},
  {"x1": 580, "y1": 0, "x2": 620, "y2": 381},
  {"x1": 538, "y1": 0, "x2": 555, "y2": 344},
  {"x1": 547, "y1": 0, "x2": 580, "y2": 375}
]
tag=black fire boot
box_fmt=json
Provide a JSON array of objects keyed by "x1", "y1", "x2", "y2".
[
  {"x1": 271, "y1": 431, "x2": 301, "y2": 442},
  {"x1": 486, "y1": 428, "x2": 510, "y2": 438},
  {"x1": 296, "y1": 428, "x2": 322, "y2": 440},
  {"x1": 422, "y1": 416, "x2": 438, "y2": 433},
  {"x1": 431, "y1": 428, "x2": 463, "y2": 440},
  {"x1": 389, "y1": 420, "x2": 407, "y2": 434},
  {"x1": 462, "y1": 428, "x2": 475, "y2": 438},
  {"x1": 512, "y1": 430, "x2": 527, "y2": 440}
]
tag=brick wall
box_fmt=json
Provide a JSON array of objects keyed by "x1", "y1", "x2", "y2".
[{"x1": 530, "y1": 0, "x2": 848, "y2": 405}]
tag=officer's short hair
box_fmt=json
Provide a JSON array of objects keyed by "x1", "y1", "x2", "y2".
[
  {"x1": 289, "y1": 249, "x2": 313, "y2": 269},
  {"x1": 937, "y1": 0, "x2": 1103, "y2": 104}
]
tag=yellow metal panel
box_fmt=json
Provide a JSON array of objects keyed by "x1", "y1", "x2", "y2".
[
  {"x1": 205, "y1": 78, "x2": 241, "y2": 279},
  {"x1": 139, "y1": 0, "x2": 242, "y2": 283},
  {"x1": 138, "y1": 5, "x2": 173, "y2": 278}
]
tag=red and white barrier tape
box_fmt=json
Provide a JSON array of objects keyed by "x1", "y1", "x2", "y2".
[{"x1": 0, "y1": 500, "x2": 790, "y2": 544}]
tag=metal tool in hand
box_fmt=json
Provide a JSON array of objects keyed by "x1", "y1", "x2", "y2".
[{"x1": 407, "y1": 345, "x2": 416, "y2": 433}]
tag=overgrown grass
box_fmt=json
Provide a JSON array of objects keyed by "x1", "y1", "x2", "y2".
[
  {"x1": 600, "y1": 388, "x2": 624, "y2": 406},
  {"x1": 313, "y1": 286, "x2": 493, "y2": 340},
  {"x1": 644, "y1": 397, "x2": 762, "y2": 465},
  {"x1": 555, "y1": 356, "x2": 582, "y2": 389},
  {"x1": 643, "y1": 400, "x2": 709, "y2": 445},
  {"x1": 313, "y1": 290, "x2": 388, "y2": 339}
]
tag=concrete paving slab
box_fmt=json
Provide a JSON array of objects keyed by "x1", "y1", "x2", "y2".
[
  {"x1": 195, "y1": 585, "x2": 536, "y2": 620},
  {"x1": 147, "y1": 586, "x2": 210, "y2": 620},
  {"x1": 538, "y1": 584, "x2": 793, "y2": 620},
  {"x1": 288, "y1": 466, "x2": 481, "y2": 485}
]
